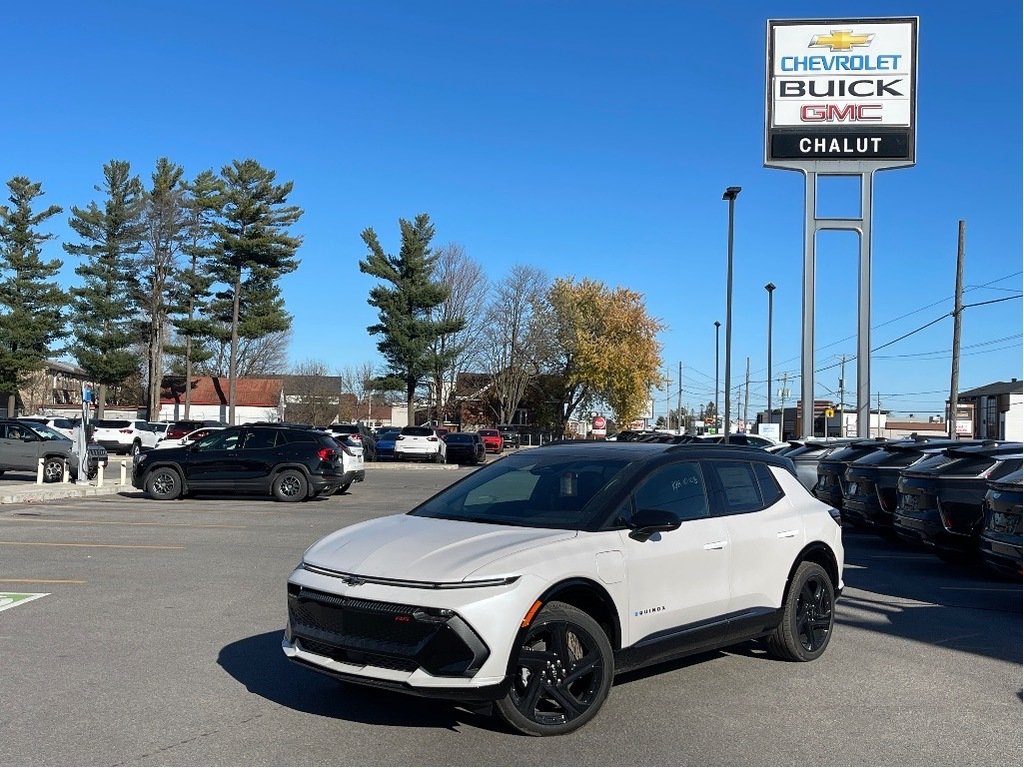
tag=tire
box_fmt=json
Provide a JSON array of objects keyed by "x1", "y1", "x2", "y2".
[
  {"x1": 335, "y1": 482, "x2": 352, "y2": 495},
  {"x1": 272, "y1": 469, "x2": 308, "y2": 502},
  {"x1": 42, "y1": 457, "x2": 65, "y2": 483},
  {"x1": 767, "y1": 561, "x2": 835, "y2": 662},
  {"x1": 130, "y1": 441, "x2": 141, "y2": 460},
  {"x1": 434, "y1": 450, "x2": 444, "y2": 464},
  {"x1": 394, "y1": 451, "x2": 404, "y2": 462},
  {"x1": 145, "y1": 467, "x2": 182, "y2": 500},
  {"x1": 495, "y1": 601, "x2": 613, "y2": 737}
]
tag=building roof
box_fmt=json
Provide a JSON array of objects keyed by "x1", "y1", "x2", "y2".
[
  {"x1": 959, "y1": 380, "x2": 1023, "y2": 399},
  {"x1": 160, "y1": 377, "x2": 283, "y2": 407}
]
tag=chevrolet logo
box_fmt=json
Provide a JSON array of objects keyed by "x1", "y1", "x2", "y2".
[{"x1": 809, "y1": 29, "x2": 874, "y2": 51}]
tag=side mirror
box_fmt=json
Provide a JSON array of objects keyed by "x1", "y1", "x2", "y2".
[{"x1": 628, "y1": 508, "x2": 682, "y2": 541}]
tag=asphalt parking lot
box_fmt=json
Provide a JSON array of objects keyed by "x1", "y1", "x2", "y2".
[{"x1": 0, "y1": 465, "x2": 1020, "y2": 766}]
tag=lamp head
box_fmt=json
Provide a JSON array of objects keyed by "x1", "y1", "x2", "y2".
[
  {"x1": 765, "y1": 282, "x2": 776, "y2": 292},
  {"x1": 714, "y1": 320, "x2": 721, "y2": 329},
  {"x1": 722, "y1": 186, "x2": 742, "y2": 201}
]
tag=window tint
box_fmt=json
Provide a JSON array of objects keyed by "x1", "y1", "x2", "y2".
[
  {"x1": 93, "y1": 420, "x2": 130, "y2": 429},
  {"x1": 753, "y1": 462, "x2": 784, "y2": 506},
  {"x1": 243, "y1": 428, "x2": 279, "y2": 450},
  {"x1": 402, "y1": 426, "x2": 433, "y2": 437},
  {"x1": 632, "y1": 462, "x2": 708, "y2": 522},
  {"x1": 707, "y1": 461, "x2": 764, "y2": 514},
  {"x1": 446, "y1": 434, "x2": 473, "y2": 444},
  {"x1": 195, "y1": 429, "x2": 241, "y2": 451}
]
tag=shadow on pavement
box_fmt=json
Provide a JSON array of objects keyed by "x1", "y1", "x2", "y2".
[
  {"x1": 837, "y1": 528, "x2": 1022, "y2": 664},
  {"x1": 217, "y1": 631, "x2": 497, "y2": 732}
]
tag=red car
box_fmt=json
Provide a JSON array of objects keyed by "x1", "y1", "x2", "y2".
[{"x1": 478, "y1": 429, "x2": 504, "y2": 453}]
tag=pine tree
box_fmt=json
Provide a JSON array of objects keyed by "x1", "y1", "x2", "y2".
[
  {"x1": 166, "y1": 170, "x2": 220, "y2": 417},
  {"x1": 138, "y1": 158, "x2": 187, "y2": 418},
  {"x1": 0, "y1": 177, "x2": 65, "y2": 416},
  {"x1": 209, "y1": 160, "x2": 302, "y2": 424},
  {"x1": 64, "y1": 160, "x2": 145, "y2": 417},
  {"x1": 359, "y1": 213, "x2": 465, "y2": 421}
]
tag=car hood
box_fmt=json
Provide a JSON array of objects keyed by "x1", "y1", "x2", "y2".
[{"x1": 302, "y1": 514, "x2": 577, "y2": 583}]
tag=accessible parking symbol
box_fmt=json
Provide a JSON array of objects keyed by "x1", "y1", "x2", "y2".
[{"x1": 0, "y1": 593, "x2": 49, "y2": 613}]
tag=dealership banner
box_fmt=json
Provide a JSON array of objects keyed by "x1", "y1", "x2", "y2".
[{"x1": 765, "y1": 17, "x2": 917, "y2": 166}]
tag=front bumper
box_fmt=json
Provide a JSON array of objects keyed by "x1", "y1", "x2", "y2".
[{"x1": 283, "y1": 565, "x2": 541, "y2": 696}]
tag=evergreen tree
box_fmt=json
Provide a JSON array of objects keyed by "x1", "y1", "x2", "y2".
[
  {"x1": 166, "y1": 170, "x2": 220, "y2": 417},
  {"x1": 64, "y1": 160, "x2": 145, "y2": 417},
  {"x1": 210, "y1": 159, "x2": 301, "y2": 423},
  {"x1": 138, "y1": 158, "x2": 187, "y2": 418},
  {"x1": 0, "y1": 177, "x2": 65, "y2": 416},
  {"x1": 359, "y1": 213, "x2": 464, "y2": 421}
]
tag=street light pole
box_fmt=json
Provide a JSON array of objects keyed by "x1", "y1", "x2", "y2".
[
  {"x1": 714, "y1": 320, "x2": 721, "y2": 433},
  {"x1": 765, "y1": 282, "x2": 776, "y2": 433},
  {"x1": 722, "y1": 186, "x2": 741, "y2": 438}
]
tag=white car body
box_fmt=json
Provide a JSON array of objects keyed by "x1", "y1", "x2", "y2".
[
  {"x1": 394, "y1": 426, "x2": 447, "y2": 462},
  {"x1": 91, "y1": 419, "x2": 160, "y2": 456},
  {"x1": 284, "y1": 443, "x2": 844, "y2": 734}
]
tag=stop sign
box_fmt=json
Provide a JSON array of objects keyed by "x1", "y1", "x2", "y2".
[{"x1": 592, "y1": 416, "x2": 607, "y2": 431}]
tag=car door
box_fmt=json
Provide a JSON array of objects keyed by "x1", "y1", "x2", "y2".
[
  {"x1": 3, "y1": 423, "x2": 44, "y2": 470},
  {"x1": 237, "y1": 427, "x2": 283, "y2": 488},
  {"x1": 618, "y1": 460, "x2": 731, "y2": 645},
  {"x1": 703, "y1": 459, "x2": 802, "y2": 614},
  {"x1": 183, "y1": 428, "x2": 243, "y2": 489}
]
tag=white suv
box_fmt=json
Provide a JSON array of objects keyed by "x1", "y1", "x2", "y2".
[
  {"x1": 283, "y1": 442, "x2": 844, "y2": 736},
  {"x1": 91, "y1": 419, "x2": 159, "y2": 457},
  {"x1": 393, "y1": 425, "x2": 447, "y2": 463}
]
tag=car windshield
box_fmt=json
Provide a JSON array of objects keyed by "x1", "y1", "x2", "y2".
[
  {"x1": 410, "y1": 452, "x2": 632, "y2": 529},
  {"x1": 446, "y1": 434, "x2": 473, "y2": 444}
]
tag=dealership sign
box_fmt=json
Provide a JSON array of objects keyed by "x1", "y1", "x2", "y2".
[{"x1": 765, "y1": 17, "x2": 917, "y2": 167}]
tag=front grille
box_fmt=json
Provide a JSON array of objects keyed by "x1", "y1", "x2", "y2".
[{"x1": 288, "y1": 586, "x2": 488, "y2": 677}]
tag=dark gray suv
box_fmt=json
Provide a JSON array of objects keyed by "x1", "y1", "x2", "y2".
[{"x1": 0, "y1": 419, "x2": 106, "y2": 481}]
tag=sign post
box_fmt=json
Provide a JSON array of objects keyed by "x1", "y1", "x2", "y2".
[{"x1": 765, "y1": 17, "x2": 918, "y2": 437}]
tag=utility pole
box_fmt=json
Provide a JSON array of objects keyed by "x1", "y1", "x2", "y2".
[
  {"x1": 743, "y1": 356, "x2": 750, "y2": 433},
  {"x1": 948, "y1": 220, "x2": 966, "y2": 439},
  {"x1": 677, "y1": 361, "x2": 683, "y2": 434},
  {"x1": 779, "y1": 371, "x2": 790, "y2": 438},
  {"x1": 839, "y1": 355, "x2": 846, "y2": 437},
  {"x1": 665, "y1": 365, "x2": 671, "y2": 430}
]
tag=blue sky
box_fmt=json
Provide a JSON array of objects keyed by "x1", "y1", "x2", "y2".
[{"x1": 1, "y1": 1, "x2": 1020, "y2": 420}]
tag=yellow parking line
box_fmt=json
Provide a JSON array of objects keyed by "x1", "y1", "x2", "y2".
[
  {"x1": 0, "y1": 578, "x2": 86, "y2": 584},
  {"x1": 0, "y1": 519, "x2": 245, "y2": 530},
  {"x1": 0, "y1": 541, "x2": 184, "y2": 550}
]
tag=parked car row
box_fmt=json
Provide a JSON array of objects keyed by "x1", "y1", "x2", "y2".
[{"x1": 776, "y1": 435, "x2": 1023, "y2": 577}]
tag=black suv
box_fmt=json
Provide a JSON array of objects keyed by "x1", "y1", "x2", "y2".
[
  {"x1": 132, "y1": 424, "x2": 347, "y2": 502},
  {"x1": 813, "y1": 438, "x2": 889, "y2": 512},
  {"x1": 893, "y1": 441, "x2": 1023, "y2": 560},
  {"x1": 496, "y1": 424, "x2": 522, "y2": 449},
  {"x1": 842, "y1": 437, "x2": 971, "y2": 532}
]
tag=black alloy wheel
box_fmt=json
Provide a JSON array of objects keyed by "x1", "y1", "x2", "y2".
[
  {"x1": 272, "y1": 469, "x2": 308, "y2": 502},
  {"x1": 145, "y1": 467, "x2": 182, "y2": 500},
  {"x1": 768, "y1": 561, "x2": 835, "y2": 662},
  {"x1": 496, "y1": 601, "x2": 613, "y2": 736},
  {"x1": 130, "y1": 441, "x2": 142, "y2": 459}
]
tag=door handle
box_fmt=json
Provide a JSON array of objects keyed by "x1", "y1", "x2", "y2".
[
  {"x1": 776, "y1": 530, "x2": 798, "y2": 538},
  {"x1": 703, "y1": 540, "x2": 727, "y2": 550}
]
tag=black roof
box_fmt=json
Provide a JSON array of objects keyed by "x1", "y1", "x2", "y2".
[
  {"x1": 959, "y1": 380, "x2": 1023, "y2": 399},
  {"x1": 526, "y1": 440, "x2": 795, "y2": 469}
]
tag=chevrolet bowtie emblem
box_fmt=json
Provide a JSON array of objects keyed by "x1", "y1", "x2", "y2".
[{"x1": 809, "y1": 29, "x2": 874, "y2": 51}]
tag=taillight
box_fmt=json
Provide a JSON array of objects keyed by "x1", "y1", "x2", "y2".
[
  {"x1": 396, "y1": 435, "x2": 404, "y2": 441},
  {"x1": 317, "y1": 447, "x2": 336, "y2": 462},
  {"x1": 428, "y1": 436, "x2": 438, "y2": 442},
  {"x1": 119, "y1": 428, "x2": 133, "y2": 434}
]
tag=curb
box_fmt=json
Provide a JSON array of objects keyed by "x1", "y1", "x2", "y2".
[{"x1": 0, "y1": 483, "x2": 128, "y2": 505}]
